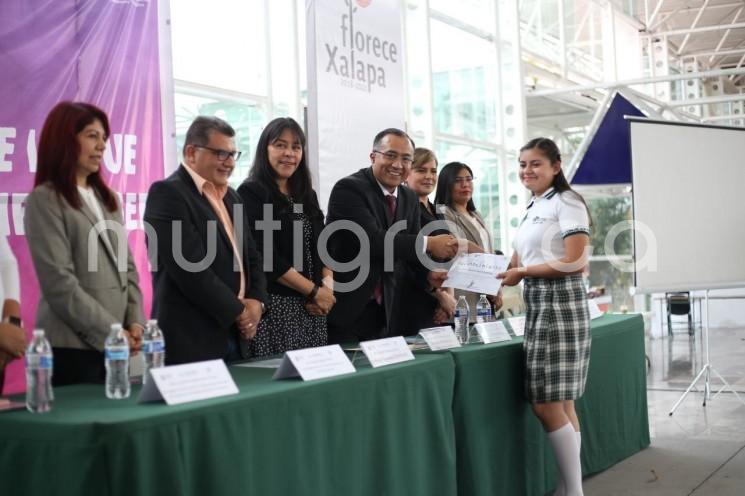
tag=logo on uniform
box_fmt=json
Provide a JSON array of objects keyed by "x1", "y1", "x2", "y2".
[{"x1": 532, "y1": 216, "x2": 546, "y2": 225}]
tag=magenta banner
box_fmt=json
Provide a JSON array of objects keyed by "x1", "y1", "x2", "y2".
[{"x1": 0, "y1": 0, "x2": 165, "y2": 393}]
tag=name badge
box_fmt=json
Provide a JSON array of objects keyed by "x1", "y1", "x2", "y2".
[
  {"x1": 273, "y1": 345, "x2": 356, "y2": 381},
  {"x1": 507, "y1": 316, "x2": 526, "y2": 336},
  {"x1": 473, "y1": 321, "x2": 512, "y2": 344},
  {"x1": 419, "y1": 326, "x2": 461, "y2": 351},
  {"x1": 138, "y1": 359, "x2": 238, "y2": 405},
  {"x1": 360, "y1": 336, "x2": 415, "y2": 368}
]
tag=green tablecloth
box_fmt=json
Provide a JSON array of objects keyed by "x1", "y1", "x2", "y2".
[
  {"x1": 0, "y1": 354, "x2": 457, "y2": 496},
  {"x1": 447, "y1": 313, "x2": 650, "y2": 496},
  {"x1": 0, "y1": 314, "x2": 648, "y2": 496}
]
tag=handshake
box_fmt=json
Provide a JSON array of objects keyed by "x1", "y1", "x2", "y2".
[{"x1": 426, "y1": 233, "x2": 464, "y2": 260}]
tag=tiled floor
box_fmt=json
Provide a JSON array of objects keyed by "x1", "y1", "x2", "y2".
[{"x1": 583, "y1": 325, "x2": 745, "y2": 495}]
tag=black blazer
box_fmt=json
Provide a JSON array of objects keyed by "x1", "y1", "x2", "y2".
[
  {"x1": 393, "y1": 201, "x2": 450, "y2": 335},
  {"x1": 144, "y1": 165, "x2": 268, "y2": 364},
  {"x1": 237, "y1": 180, "x2": 325, "y2": 297},
  {"x1": 325, "y1": 167, "x2": 427, "y2": 338}
]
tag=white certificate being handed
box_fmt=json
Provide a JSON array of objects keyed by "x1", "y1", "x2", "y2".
[{"x1": 442, "y1": 253, "x2": 510, "y2": 295}]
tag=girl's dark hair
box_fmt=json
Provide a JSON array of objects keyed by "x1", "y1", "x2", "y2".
[
  {"x1": 35, "y1": 101, "x2": 118, "y2": 212},
  {"x1": 434, "y1": 162, "x2": 477, "y2": 213},
  {"x1": 248, "y1": 117, "x2": 321, "y2": 216},
  {"x1": 520, "y1": 137, "x2": 592, "y2": 226}
]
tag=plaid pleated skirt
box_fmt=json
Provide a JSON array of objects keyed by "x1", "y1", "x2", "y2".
[{"x1": 522, "y1": 274, "x2": 591, "y2": 403}]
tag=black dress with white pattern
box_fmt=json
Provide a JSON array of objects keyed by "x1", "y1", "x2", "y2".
[{"x1": 249, "y1": 203, "x2": 328, "y2": 357}]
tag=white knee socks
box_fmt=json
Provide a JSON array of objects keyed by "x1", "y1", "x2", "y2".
[{"x1": 549, "y1": 423, "x2": 583, "y2": 496}]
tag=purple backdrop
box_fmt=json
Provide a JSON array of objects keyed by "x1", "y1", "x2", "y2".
[{"x1": 0, "y1": 0, "x2": 165, "y2": 393}]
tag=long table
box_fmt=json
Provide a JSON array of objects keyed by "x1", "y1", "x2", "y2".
[
  {"x1": 0, "y1": 314, "x2": 648, "y2": 496},
  {"x1": 0, "y1": 354, "x2": 457, "y2": 496}
]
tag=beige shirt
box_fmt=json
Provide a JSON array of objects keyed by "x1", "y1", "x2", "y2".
[{"x1": 183, "y1": 164, "x2": 245, "y2": 299}]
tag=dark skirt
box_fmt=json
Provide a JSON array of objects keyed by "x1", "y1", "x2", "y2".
[
  {"x1": 522, "y1": 274, "x2": 591, "y2": 403},
  {"x1": 249, "y1": 294, "x2": 328, "y2": 357}
]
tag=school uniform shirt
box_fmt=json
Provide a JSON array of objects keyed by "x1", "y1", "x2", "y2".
[{"x1": 512, "y1": 187, "x2": 590, "y2": 266}]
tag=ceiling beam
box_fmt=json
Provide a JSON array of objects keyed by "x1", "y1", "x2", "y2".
[
  {"x1": 711, "y1": 38, "x2": 745, "y2": 68},
  {"x1": 663, "y1": 94, "x2": 745, "y2": 107},
  {"x1": 729, "y1": 53, "x2": 745, "y2": 79},
  {"x1": 527, "y1": 67, "x2": 745, "y2": 97},
  {"x1": 657, "y1": 2, "x2": 745, "y2": 16},
  {"x1": 647, "y1": 0, "x2": 667, "y2": 28},
  {"x1": 686, "y1": 47, "x2": 745, "y2": 59},
  {"x1": 644, "y1": 21, "x2": 745, "y2": 37},
  {"x1": 701, "y1": 114, "x2": 745, "y2": 122},
  {"x1": 649, "y1": 5, "x2": 683, "y2": 31},
  {"x1": 704, "y1": 7, "x2": 743, "y2": 66},
  {"x1": 677, "y1": 0, "x2": 711, "y2": 55}
]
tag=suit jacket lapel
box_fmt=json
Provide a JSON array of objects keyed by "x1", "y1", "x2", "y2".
[
  {"x1": 78, "y1": 198, "x2": 120, "y2": 273},
  {"x1": 177, "y1": 166, "x2": 234, "y2": 252},
  {"x1": 363, "y1": 168, "x2": 391, "y2": 227},
  {"x1": 101, "y1": 206, "x2": 128, "y2": 286},
  {"x1": 454, "y1": 210, "x2": 481, "y2": 244}
]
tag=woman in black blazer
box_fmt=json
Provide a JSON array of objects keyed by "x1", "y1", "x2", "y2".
[
  {"x1": 395, "y1": 148, "x2": 456, "y2": 334},
  {"x1": 238, "y1": 118, "x2": 334, "y2": 356}
]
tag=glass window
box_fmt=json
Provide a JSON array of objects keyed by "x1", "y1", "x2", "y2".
[
  {"x1": 429, "y1": 0, "x2": 495, "y2": 34},
  {"x1": 171, "y1": 0, "x2": 268, "y2": 95},
  {"x1": 269, "y1": 0, "x2": 300, "y2": 118},
  {"x1": 435, "y1": 140, "x2": 502, "y2": 251},
  {"x1": 174, "y1": 92, "x2": 267, "y2": 187},
  {"x1": 587, "y1": 259, "x2": 634, "y2": 312},
  {"x1": 585, "y1": 195, "x2": 634, "y2": 312},
  {"x1": 586, "y1": 196, "x2": 632, "y2": 257},
  {"x1": 404, "y1": 0, "x2": 432, "y2": 136},
  {"x1": 430, "y1": 19, "x2": 499, "y2": 142},
  {"x1": 296, "y1": 0, "x2": 308, "y2": 107}
]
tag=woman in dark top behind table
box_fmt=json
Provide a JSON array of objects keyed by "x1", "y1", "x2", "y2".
[
  {"x1": 395, "y1": 148, "x2": 456, "y2": 334},
  {"x1": 238, "y1": 118, "x2": 334, "y2": 356}
]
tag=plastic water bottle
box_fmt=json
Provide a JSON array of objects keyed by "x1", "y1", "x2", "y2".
[
  {"x1": 142, "y1": 319, "x2": 165, "y2": 384},
  {"x1": 476, "y1": 294, "x2": 492, "y2": 323},
  {"x1": 105, "y1": 323, "x2": 130, "y2": 399},
  {"x1": 26, "y1": 329, "x2": 54, "y2": 413},
  {"x1": 454, "y1": 296, "x2": 471, "y2": 345}
]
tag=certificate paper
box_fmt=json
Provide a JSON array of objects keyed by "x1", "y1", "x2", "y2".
[{"x1": 443, "y1": 253, "x2": 510, "y2": 295}]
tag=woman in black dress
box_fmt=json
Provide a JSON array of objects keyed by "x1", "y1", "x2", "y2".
[
  {"x1": 238, "y1": 118, "x2": 333, "y2": 356},
  {"x1": 395, "y1": 147, "x2": 456, "y2": 333}
]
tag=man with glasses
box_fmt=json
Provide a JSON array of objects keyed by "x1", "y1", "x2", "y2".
[
  {"x1": 144, "y1": 116, "x2": 268, "y2": 364},
  {"x1": 325, "y1": 128, "x2": 458, "y2": 343}
]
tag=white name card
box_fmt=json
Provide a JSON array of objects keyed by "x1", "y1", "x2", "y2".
[
  {"x1": 473, "y1": 321, "x2": 512, "y2": 344},
  {"x1": 507, "y1": 316, "x2": 526, "y2": 336},
  {"x1": 419, "y1": 326, "x2": 462, "y2": 351},
  {"x1": 138, "y1": 359, "x2": 239, "y2": 405},
  {"x1": 359, "y1": 336, "x2": 415, "y2": 368},
  {"x1": 588, "y1": 298, "x2": 605, "y2": 320},
  {"x1": 273, "y1": 344, "x2": 356, "y2": 381}
]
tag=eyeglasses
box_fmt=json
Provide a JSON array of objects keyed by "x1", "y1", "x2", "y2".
[
  {"x1": 193, "y1": 145, "x2": 242, "y2": 162},
  {"x1": 372, "y1": 150, "x2": 413, "y2": 167},
  {"x1": 454, "y1": 176, "x2": 474, "y2": 184}
]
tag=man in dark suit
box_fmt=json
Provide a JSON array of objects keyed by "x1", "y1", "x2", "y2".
[
  {"x1": 325, "y1": 128, "x2": 457, "y2": 343},
  {"x1": 144, "y1": 116, "x2": 268, "y2": 364}
]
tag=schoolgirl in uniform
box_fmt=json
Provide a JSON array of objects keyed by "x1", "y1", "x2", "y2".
[{"x1": 497, "y1": 137, "x2": 592, "y2": 496}]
